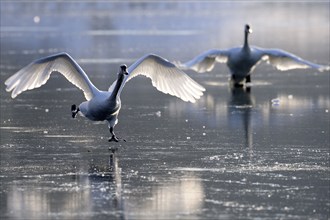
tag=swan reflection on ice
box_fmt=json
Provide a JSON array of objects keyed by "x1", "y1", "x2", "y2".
[
  {"x1": 124, "y1": 174, "x2": 204, "y2": 219},
  {"x1": 228, "y1": 87, "x2": 254, "y2": 158},
  {"x1": 5, "y1": 152, "x2": 124, "y2": 219},
  {"x1": 5, "y1": 149, "x2": 204, "y2": 219}
]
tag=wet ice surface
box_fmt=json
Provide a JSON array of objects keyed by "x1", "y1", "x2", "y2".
[{"x1": 1, "y1": 2, "x2": 330, "y2": 220}]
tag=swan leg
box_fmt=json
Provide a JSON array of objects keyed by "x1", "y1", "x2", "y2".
[
  {"x1": 71, "y1": 104, "x2": 80, "y2": 118},
  {"x1": 245, "y1": 75, "x2": 251, "y2": 83},
  {"x1": 245, "y1": 75, "x2": 252, "y2": 90},
  {"x1": 108, "y1": 127, "x2": 126, "y2": 142},
  {"x1": 231, "y1": 75, "x2": 244, "y2": 88}
]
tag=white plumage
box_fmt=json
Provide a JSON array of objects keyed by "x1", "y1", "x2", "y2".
[
  {"x1": 5, "y1": 52, "x2": 205, "y2": 142},
  {"x1": 179, "y1": 24, "x2": 330, "y2": 86},
  {"x1": 109, "y1": 54, "x2": 204, "y2": 103}
]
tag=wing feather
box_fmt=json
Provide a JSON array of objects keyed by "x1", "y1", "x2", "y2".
[
  {"x1": 5, "y1": 52, "x2": 99, "y2": 100},
  {"x1": 259, "y1": 48, "x2": 330, "y2": 72},
  {"x1": 110, "y1": 54, "x2": 205, "y2": 103},
  {"x1": 178, "y1": 49, "x2": 229, "y2": 73}
]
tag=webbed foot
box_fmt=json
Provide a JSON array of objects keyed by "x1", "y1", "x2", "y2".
[
  {"x1": 71, "y1": 104, "x2": 79, "y2": 118},
  {"x1": 108, "y1": 135, "x2": 126, "y2": 142},
  {"x1": 109, "y1": 126, "x2": 126, "y2": 142},
  {"x1": 234, "y1": 83, "x2": 244, "y2": 88},
  {"x1": 109, "y1": 135, "x2": 119, "y2": 142}
]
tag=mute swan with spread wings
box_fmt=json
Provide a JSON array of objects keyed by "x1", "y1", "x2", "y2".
[
  {"x1": 5, "y1": 52, "x2": 205, "y2": 142},
  {"x1": 179, "y1": 24, "x2": 329, "y2": 86}
]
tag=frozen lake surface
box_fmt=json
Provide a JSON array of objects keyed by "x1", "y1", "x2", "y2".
[{"x1": 0, "y1": 2, "x2": 329, "y2": 220}]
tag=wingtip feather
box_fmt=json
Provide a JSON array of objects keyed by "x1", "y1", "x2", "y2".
[{"x1": 318, "y1": 65, "x2": 330, "y2": 72}]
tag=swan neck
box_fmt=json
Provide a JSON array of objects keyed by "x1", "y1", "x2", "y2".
[
  {"x1": 243, "y1": 31, "x2": 249, "y2": 50},
  {"x1": 110, "y1": 74, "x2": 125, "y2": 100}
]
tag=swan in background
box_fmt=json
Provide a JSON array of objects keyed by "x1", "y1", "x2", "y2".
[
  {"x1": 5, "y1": 52, "x2": 205, "y2": 142},
  {"x1": 178, "y1": 24, "x2": 330, "y2": 86}
]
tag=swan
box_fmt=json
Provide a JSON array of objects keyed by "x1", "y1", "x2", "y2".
[
  {"x1": 5, "y1": 52, "x2": 205, "y2": 142},
  {"x1": 178, "y1": 24, "x2": 330, "y2": 86}
]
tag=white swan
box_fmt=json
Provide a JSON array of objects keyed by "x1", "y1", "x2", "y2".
[
  {"x1": 179, "y1": 24, "x2": 330, "y2": 86},
  {"x1": 5, "y1": 52, "x2": 205, "y2": 142}
]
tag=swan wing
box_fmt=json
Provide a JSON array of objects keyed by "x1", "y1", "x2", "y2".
[
  {"x1": 259, "y1": 48, "x2": 330, "y2": 72},
  {"x1": 5, "y1": 52, "x2": 99, "y2": 100},
  {"x1": 109, "y1": 54, "x2": 205, "y2": 103},
  {"x1": 178, "y1": 49, "x2": 229, "y2": 73}
]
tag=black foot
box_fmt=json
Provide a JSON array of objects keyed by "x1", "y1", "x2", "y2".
[
  {"x1": 109, "y1": 135, "x2": 119, "y2": 142},
  {"x1": 108, "y1": 135, "x2": 126, "y2": 142},
  {"x1": 71, "y1": 104, "x2": 79, "y2": 118},
  {"x1": 234, "y1": 83, "x2": 244, "y2": 88}
]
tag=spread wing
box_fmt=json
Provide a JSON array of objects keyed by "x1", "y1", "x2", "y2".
[
  {"x1": 258, "y1": 48, "x2": 330, "y2": 72},
  {"x1": 177, "y1": 49, "x2": 229, "y2": 73},
  {"x1": 109, "y1": 54, "x2": 205, "y2": 103},
  {"x1": 5, "y1": 52, "x2": 99, "y2": 100}
]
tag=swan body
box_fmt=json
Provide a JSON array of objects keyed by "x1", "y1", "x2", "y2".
[
  {"x1": 5, "y1": 52, "x2": 205, "y2": 141},
  {"x1": 179, "y1": 24, "x2": 330, "y2": 86}
]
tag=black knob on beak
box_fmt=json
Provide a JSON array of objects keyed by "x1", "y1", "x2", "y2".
[{"x1": 120, "y1": 64, "x2": 128, "y2": 75}]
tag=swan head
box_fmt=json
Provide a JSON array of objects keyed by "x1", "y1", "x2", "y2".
[
  {"x1": 245, "y1": 24, "x2": 252, "y2": 34},
  {"x1": 119, "y1": 64, "x2": 128, "y2": 75}
]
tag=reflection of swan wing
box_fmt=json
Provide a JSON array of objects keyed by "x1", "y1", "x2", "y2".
[
  {"x1": 5, "y1": 52, "x2": 99, "y2": 100},
  {"x1": 109, "y1": 54, "x2": 205, "y2": 103},
  {"x1": 178, "y1": 49, "x2": 229, "y2": 73},
  {"x1": 259, "y1": 48, "x2": 330, "y2": 72}
]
